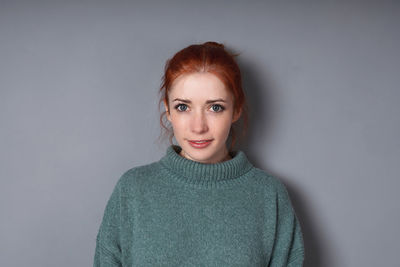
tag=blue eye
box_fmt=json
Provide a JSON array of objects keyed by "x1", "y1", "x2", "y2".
[
  {"x1": 174, "y1": 103, "x2": 225, "y2": 113},
  {"x1": 174, "y1": 104, "x2": 188, "y2": 112},
  {"x1": 211, "y1": 104, "x2": 225, "y2": 112}
]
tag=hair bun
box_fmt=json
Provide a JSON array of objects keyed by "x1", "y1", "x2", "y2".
[{"x1": 203, "y1": 41, "x2": 225, "y2": 49}]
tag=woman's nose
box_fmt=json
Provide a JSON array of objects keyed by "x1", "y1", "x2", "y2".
[{"x1": 190, "y1": 111, "x2": 208, "y2": 134}]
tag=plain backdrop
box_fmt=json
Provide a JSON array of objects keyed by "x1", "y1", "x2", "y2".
[{"x1": 1, "y1": 0, "x2": 399, "y2": 266}]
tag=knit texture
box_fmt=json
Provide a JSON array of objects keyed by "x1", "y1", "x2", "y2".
[{"x1": 94, "y1": 145, "x2": 305, "y2": 266}]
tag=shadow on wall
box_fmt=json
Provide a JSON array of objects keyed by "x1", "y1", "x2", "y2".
[{"x1": 233, "y1": 55, "x2": 332, "y2": 267}]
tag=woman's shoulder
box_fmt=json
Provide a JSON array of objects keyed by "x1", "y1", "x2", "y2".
[
  {"x1": 248, "y1": 167, "x2": 298, "y2": 216},
  {"x1": 250, "y1": 167, "x2": 291, "y2": 196},
  {"x1": 115, "y1": 160, "x2": 163, "y2": 188}
]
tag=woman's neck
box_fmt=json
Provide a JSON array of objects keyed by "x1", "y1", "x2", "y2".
[{"x1": 179, "y1": 148, "x2": 232, "y2": 164}]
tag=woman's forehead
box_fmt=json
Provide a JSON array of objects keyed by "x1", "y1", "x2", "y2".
[{"x1": 169, "y1": 72, "x2": 232, "y2": 101}]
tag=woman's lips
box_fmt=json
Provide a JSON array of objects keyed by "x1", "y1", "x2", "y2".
[{"x1": 188, "y1": 139, "x2": 213, "y2": 148}]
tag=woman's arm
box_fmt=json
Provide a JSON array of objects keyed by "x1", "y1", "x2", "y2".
[
  {"x1": 93, "y1": 180, "x2": 123, "y2": 267},
  {"x1": 268, "y1": 181, "x2": 305, "y2": 267}
]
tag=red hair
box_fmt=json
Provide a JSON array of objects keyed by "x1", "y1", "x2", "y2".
[{"x1": 157, "y1": 41, "x2": 248, "y2": 152}]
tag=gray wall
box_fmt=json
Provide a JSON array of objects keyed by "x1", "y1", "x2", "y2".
[{"x1": 1, "y1": 1, "x2": 399, "y2": 266}]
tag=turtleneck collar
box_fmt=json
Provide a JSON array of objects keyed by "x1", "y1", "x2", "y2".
[{"x1": 159, "y1": 145, "x2": 254, "y2": 187}]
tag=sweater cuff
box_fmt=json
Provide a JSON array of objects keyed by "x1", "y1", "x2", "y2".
[
  {"x1": 287, "y1": 248, "x2": 305, "y2": 266},
  {"x1": 95, "y1": 242, "x2": 121, "y2": 266}
]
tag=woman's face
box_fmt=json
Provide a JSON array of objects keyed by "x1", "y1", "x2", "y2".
[{"x1": 164, "y1": 72, "x2": 241, "y2": 164}]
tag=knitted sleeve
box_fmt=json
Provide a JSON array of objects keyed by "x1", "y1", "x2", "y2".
[
  {"x1": 93, "y1": 179, "x2": 122, "y2": 267},
  {"x1": 268, "y1": 180, "x2": 305, "y2": 267}
]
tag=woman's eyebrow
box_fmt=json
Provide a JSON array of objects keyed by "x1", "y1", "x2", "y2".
[{"x1": 172, "y1": 98, "x2": 227, "y2": 103}]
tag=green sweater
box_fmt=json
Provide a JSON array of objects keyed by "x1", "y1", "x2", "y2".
[{"x1": 94, "y1": 145, "x2": 305, "y2": 266}]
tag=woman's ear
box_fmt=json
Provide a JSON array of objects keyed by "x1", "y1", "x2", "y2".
[
  {"x1": 164, "y1": 100, "x2": 171, "y2": 122},
  {"x1": 232, "y1": 108, "x2": 242, "y2": 123}
]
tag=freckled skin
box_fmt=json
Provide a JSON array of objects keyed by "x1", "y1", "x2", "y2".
[{"x1": 164, "y1": 72, "x2": 241, "y2": 164}]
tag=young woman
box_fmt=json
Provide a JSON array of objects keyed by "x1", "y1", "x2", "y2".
[{"x1": 94, "y1": 42, "x2": 305, "y2": 266}]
